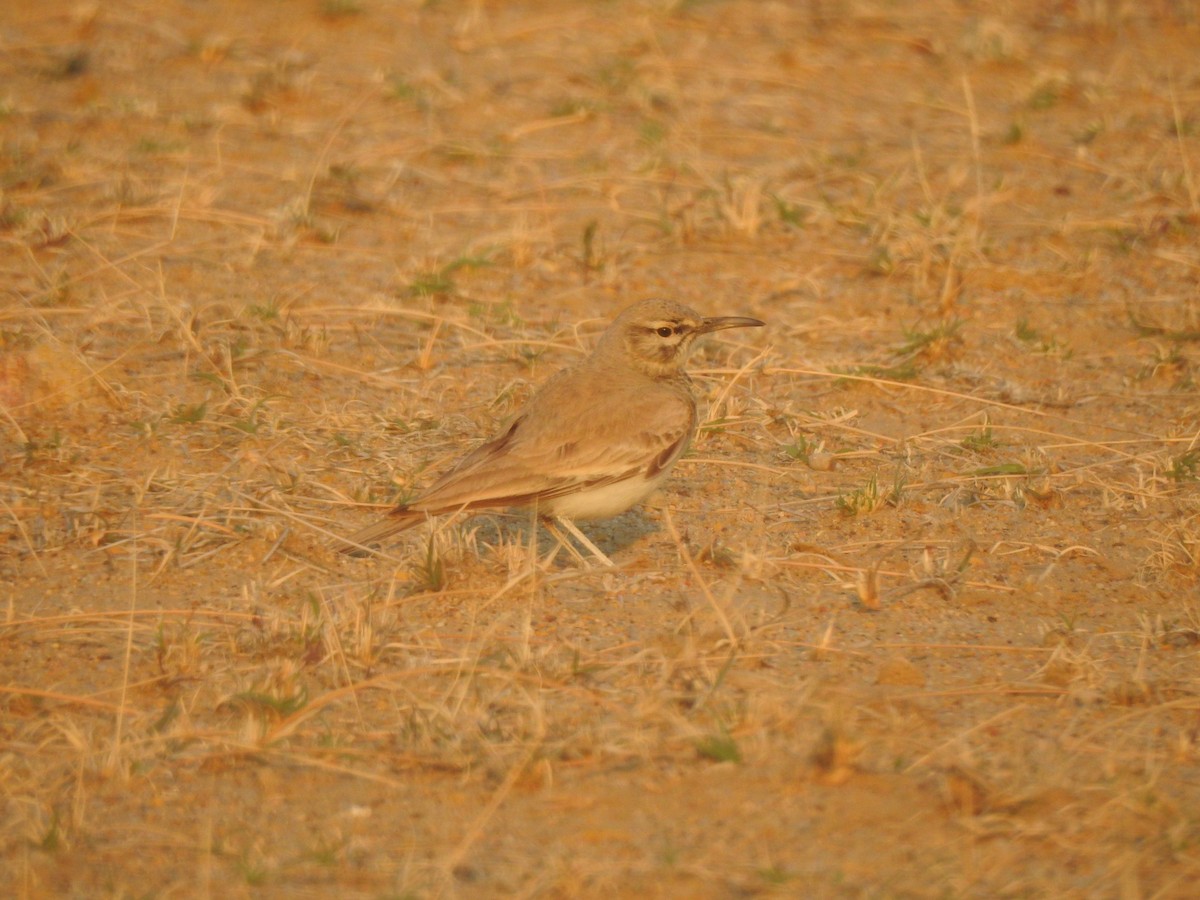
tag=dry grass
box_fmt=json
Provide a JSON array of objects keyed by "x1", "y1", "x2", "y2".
[{"x1": 3, "y1": 0, "x2": 1200, "y2": 896}]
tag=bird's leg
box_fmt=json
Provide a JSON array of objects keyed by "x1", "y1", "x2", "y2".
[
  {"x1": 541, "y1": 519, "x2": 587, "y2": 568},
  {"x1": 538, "y1": 531, "x2": 565, "y2": 568},
  {"x1": 552, "y1": 516, "x2": 616, "y2": 568},
  {"x1": 530, "y1": 508, "x2": 575, "y2": 568}
]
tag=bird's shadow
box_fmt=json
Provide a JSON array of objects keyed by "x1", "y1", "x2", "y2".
[{"x1": 457, "y1": 508, "x2": 662, "y2": 565}]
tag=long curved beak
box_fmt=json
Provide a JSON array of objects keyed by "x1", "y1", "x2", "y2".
[{"x1": 697, "y1": 315, "x2": 766, "y2": 334}]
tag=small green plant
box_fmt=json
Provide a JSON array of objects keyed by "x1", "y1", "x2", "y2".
[
  {"x1": 700, "y1": 416, "x2": 735, "y2": 435},
  {"x1": 569, "y1": 648, "x2": 604, "y2": 679},
  {"x1": 237, "y1": 852, "x2": 269, "y2": 886},
  {"x1": 230, "y1": 398, "x2": 272, "y2": 435},
  {"x1": 22, "y1": 429, "x2": 66, "y2": 463},
  {"x1": 550, "y1": 98, "x2": 592, "y2": 117},
  {"x1": 1074, "y1": 121, "x2": 1103, "y2": 144},
  {"x1": 0, "y1": 200, "x2": 28, "y2": 230},
  {"x1": 305, "y1": 836, "x2": 347, "y2": 867},
  {"x1": 152, "y1": 698, "x2": 182, "y2": 733},
  {"x1": 961, "y1": 426, "x2": 1000, "y2": 453},
  {"x1": 134, "y1": 137, "x2": 186, "y2": 154},
  {"x1": 466, "y1": 299, "x2": 522, "y2": 328},
  {"x1": 247, "y1": 300, "x2": 280, "y2": 321},
  {"x1": 1128, "y1": 312, "x2": 1200, "y2": 341},
  {"x1": 1169, "y1": 449, "x2": 1200, "y2": 482},
  {"x1": 1029, "y1": 81, "x2": 1061, "y2": 110},
  {"x1": 1014, "y1": 318, "x2": 1070, "y2": 356},
  {"x1": 639, "y1": 119, "x2": 666, "y2": 146},
  {"x1": 770, "y1": 193, "x2": 807, "y2": 226},
  {"x1": 231, "y1": 687, "x2": 309, "y2": 717},
  {"x1": 414, "y1": 534, "x2": 447, "y2": 592},
  {"x1": 834, "y1": 469, "x2": 904, "y2": 514},
  {"x1": 696, "y1": 728, "x2": 741, "y2": 763},
  {"x1": 38, "y1": 809, "x2": 62, "y2": 852},
  {"x1": 230, "y1": 334, "x2": 252, "y2": 360},
  {"x1": 580, "y1": 219, "x2": 601, "y2": 271},
  {"x1": 783, "y1": 434, "x2": 813, "y2": 464},
  {"x1": 386, "y1": 74, "x2": 431, "y2": 108},
  {"x1": 320, "y1": 0, "x2": 362, "y2": 18},
  {"x1": 836, "y1": 473, "x2": 880, "y2": 516},
  {"x1": 406, "y1": 269, "x2": 455, "y2": 297},
  {"x1": 592, "y1": 57, "x2": 636, "y2": 94},
  {"x1": 758, "y1": 865, "x2": 792, "y2": 885},
  {"x1": 169, "y1": 402, "x2": 207, "y2": 425},
  {"x1": 406, "y1": 254, "x2": 491, "y2": 298},
  {"x1": 34, "y1": 268, "x2": 74, "y2": 306},
  {"x1": 865, "y1": 244, "x2": 893, "y2": 275},
  {"x1": 1170, "y1": 115, "x2": 1197, "y2": 138},
  {"x1": 836, "y1": 361, "x2": 920, "y2": 382},
  {"x1": 696, "y1": 540, "x2": 738, "y2": 568},
  {"x1": 896, "y1": 319, "x2": 963, "y2": 361}
]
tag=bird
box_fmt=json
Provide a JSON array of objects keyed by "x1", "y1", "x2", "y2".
[{"x1": 338, "y1": 298, "x2": 765, "y2": 564}]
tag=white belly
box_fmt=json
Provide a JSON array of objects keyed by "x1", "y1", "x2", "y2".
[{"x1": 541, "y1": 472, "x2": 665, "y2": 520}]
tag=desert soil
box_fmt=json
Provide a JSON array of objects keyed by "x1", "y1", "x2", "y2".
[{"x1": 3, "y1": 1, "x2": 1200, "y2": 897}]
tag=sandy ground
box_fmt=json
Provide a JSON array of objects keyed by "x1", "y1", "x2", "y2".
[{"x1": 3, "y1": 1, "x2": 1200, "y2": 896}]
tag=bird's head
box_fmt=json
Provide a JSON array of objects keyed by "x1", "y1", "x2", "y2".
[{"x1": 598, "y1": 298, "x2": 764, "y2": 378}]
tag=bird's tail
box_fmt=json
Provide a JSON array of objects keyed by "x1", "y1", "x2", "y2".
[{"x1": 337, "y1": 509, "x2": 425, "y2": 556}]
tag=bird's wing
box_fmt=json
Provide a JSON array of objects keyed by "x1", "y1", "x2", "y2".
[{"x1": 408, "y1": 377, "x2": 696, "y2": 514}]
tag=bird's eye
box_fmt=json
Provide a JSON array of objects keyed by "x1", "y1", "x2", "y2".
[{"x1": 656, "y1": 326, "x2": 673, "y2": 338}]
